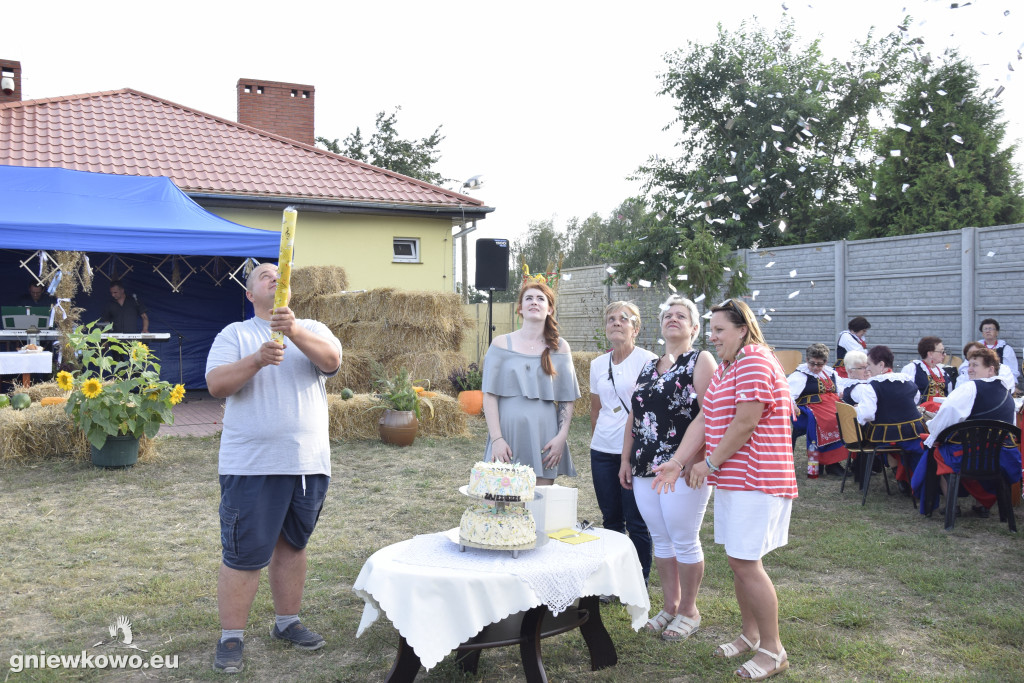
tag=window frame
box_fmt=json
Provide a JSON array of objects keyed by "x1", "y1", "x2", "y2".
[{"x1": 392, "y1": 238, "x2": 421, "y2": 263}]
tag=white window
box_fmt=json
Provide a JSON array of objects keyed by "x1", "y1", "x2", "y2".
[{"x1": 393, "y1": 238, "x2": 420, "y2": 263}]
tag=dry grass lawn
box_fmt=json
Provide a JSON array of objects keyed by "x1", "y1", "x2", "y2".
[{"x1": 1, "y1": 416, "x2": 1022, "y2": 681}]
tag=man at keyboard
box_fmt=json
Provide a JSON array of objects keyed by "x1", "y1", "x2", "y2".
[{"x1": 103, "y1": 280, "x2": 149, "y2": 334}]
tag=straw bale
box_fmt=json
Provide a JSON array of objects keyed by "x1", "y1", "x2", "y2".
[
  {"x1": 330, "y1": 322, "x2": 465, "y2": 358},
  {"x1": 320, "y1": 289, "x2": 473, "y2": 335},
  {"x1": 571, "y1": 351, "x2": 603, "y2": 417},
  {"x1": 327, "y1": 392, "x2": 469, "y2": 441},
  {"x1": 24, "y1": 381, "x2": 68, "y2": 402},
  {"x1": 385, "y1": 351, "x2": 466, "y2": 395},
  {"x1": 289, "y1": 265, "x2": 349, "y2": 311},
  {"x1": 324, "y1": 350, "x2": 376, "y2": 394},
  {"x1": 0, "y1": 404, "x2": 155, "y2": 463}
]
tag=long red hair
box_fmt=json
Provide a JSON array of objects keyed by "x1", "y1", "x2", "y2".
[{"x1": 517, "y1": 282, "x2": 560, "y2": 375}]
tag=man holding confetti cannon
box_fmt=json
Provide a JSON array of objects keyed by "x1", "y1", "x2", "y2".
[{"x1": 205, "y1": 208, "x2": 342, "y2": 673}]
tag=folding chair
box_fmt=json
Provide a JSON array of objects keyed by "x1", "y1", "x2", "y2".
[
  {"x1": 835, "y1": 402, "x2": 901, "y2": 505},
  {"x1": 929, "y1": 419, "x2": 1019, "y2": 532},
  {"x1": 775, "y1": 350, "x2": 802, "y2": 376}
]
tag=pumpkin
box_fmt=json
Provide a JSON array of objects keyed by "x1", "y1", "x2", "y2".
[
  {"x1": 421, "y1": 391, "x2": 437, "y2": 398},
  {"x1": 40, "y1": 397, "x2": 67, "y2": 407},
  {"x1": 11, "y1": 393, "x2": 31, "y2": 410},
  {"x1": 413, "y1": 386, "x2": 425, "y2": 394}
]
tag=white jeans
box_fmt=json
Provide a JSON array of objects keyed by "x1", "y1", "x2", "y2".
[{"x1": 633, "y1": 476, "x2": 711, "y2": 564}]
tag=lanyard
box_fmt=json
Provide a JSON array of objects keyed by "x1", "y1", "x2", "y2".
[{"x1": 608, "y1": 354, "x2": 631, "y2": 413}]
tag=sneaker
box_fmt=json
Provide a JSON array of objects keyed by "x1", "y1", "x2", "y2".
[
  {"x1": 271, "y1": 621, "x2": 326, "y2": 651},
  {"x1": 824, "y1": 463, "x2": 847, "y2": 476},
  {"x1": 213, "y1": 637, "x2": 244, "y2": 673}
]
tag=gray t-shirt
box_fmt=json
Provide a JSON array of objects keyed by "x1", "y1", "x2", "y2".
[{"x1": 206, "y1": 316, "x2": 341, "y2": 476}]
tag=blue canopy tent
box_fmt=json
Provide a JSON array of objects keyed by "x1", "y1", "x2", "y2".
[{"x1": 0, "y1": 165, "x2": 283, "y2": 388}]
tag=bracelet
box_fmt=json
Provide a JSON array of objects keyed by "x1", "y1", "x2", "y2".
[
  {"x1": 705, "y1": 455, "x2": 721, "y2": 473},
  {"x1": 670, "y1": 459, "x2": 684, "y2": 471},
  {"x1": 492, "y1": 436, "x2": 505, "y2": 443}
]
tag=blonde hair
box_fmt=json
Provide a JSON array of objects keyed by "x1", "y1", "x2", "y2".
[
  {"x1": 659, "y1": 295, "x2": 700, "y2": 341},
  {"x1": 710, "y1": 298, "x2": 766, "y2": 348},
  {"x1": 604, "y1": 301, "x2": 642, "y2": 337}
]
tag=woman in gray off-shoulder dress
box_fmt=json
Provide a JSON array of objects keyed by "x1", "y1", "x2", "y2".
[{"x1": 482, "y1": 280, "x2": 580, "y2": 484}]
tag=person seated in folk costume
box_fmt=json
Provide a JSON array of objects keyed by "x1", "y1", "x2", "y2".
[
  {"x1": 844, "y1": 345, "x2": 927, "y2": 490},
  {"x1": 836, "y1": 350, "x2": 870, "y2": 393},
  {"x1": 901, "y1": 336, "x2": 955, "y2": 412},
  {"x1": 977, "y1": 318, "x2": 1019, "y2": 385},
  {"x1": 834, "y1": 316, "x2": 870, "y2": 379},
  {"x1": 788, "y1": 343, "x2": 849, "y2": 476},
  {"x1": 911, "y1": 347, "x2": 1023, "y2": 517},
  {"x1": 956, "y1": 341, "x2": 1015, "y2": 391}
]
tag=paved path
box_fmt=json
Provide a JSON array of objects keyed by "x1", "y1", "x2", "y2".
[{"x1": 158, "y1": 392, "x2": 224, "y2": 438}]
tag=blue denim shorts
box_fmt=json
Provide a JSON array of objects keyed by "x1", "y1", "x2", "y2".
[{"x1": 219, "y1": 474, "x2": 330, "y2": 571}]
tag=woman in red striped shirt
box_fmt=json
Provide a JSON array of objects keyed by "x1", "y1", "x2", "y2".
[{"x1": 654, "y1": 298, "x2": 796, "y2": 681}]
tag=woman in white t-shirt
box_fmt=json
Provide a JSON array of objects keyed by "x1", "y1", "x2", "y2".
[{"x1": 589, "y1": 301, "x2": 657, "y2": 582}]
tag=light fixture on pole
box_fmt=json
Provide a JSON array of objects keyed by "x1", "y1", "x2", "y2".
[{"x1": 458, "y1": 176, "x2": 485, "y2": 303}]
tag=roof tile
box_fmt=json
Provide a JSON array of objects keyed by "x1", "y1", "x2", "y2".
[{"x1": 0, "y1": 89, "x2": 484, "y2": 209}]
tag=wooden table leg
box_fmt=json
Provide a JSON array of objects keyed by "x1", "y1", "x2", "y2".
[
  {"x1": 578, "y1": 595, "x2": 617, "y2": 670},
  {"x1": 518, "y1": 606, "x2": 547, "y2": 683},
  {"x1": 384, "y1": 635, "x2": 422, "y2": 683},
  {"x1": 454, "y1": 646, "x2": 481, "y2": 674},
  {"x1": 21, "y1": 372, "x2": 30, "y2": 388}
]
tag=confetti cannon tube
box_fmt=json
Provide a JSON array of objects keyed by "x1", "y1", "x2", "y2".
[{"x1": 272, "y1": 207, "x2": 298, "y2": 343}]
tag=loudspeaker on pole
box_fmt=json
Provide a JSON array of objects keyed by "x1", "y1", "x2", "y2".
[{"x1": 474, "y1": 238, "x2": 509, "y2": 291}]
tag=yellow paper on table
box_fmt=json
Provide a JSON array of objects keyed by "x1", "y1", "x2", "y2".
[{"x1": 548, "y1": 528, "x2": 600, "y2": 544}]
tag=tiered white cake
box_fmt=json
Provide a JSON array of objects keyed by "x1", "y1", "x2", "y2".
[{"x1": 460, "y1": 462, "x2": 537, "y2": 547}]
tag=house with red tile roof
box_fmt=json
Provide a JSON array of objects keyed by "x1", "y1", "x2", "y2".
[{"x1": 0, "y1": 60, "x2": 493, "y2": 293}]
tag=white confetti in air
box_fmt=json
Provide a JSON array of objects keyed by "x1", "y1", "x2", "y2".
[
  {"x1": 869, "y1": 194, "x2": 877, "y2": 200},
  {"x1": 951, "y1": 134, "x2": 964, "y2": 144},
  {"x1": 668, "y1": 283, "x2": 677, "y2": 292},
  {"x1": 745, "y1": 99, "x2": 758, "y2": 108},
  {"x1": 762, "y1": 314, "x2": 772, "y2": 322},
  {"x1": 723, "y1": 266, "x2": 732, "y2": 272},
  {"x1": 788, "y1": 290, "x2": 799, "y2": 299},
  {"x1": 724, "y1": 175, "x2": 738, "y2": 182},
  {"x1": 606, "y1": 267, "x2": 616, "y2": 274},
  {"x1": 890, "y1": 150, "x2": 902, "y2": 157},
  {"x1": 766, "y1": 261, "x2": 775, "y2": 268},
  {"x1": 946, "y1": 153, "x2": 955, "y2": 168},
  {"x1": 694, "y1": 294, "x2": 706, "y2": 303},
  {"x1": 789, "y1": 269, "x2": 797, "y2": 277},
  {"x1": 810, "y1": 281, "x2": 815, "y2": 287},
  {"x1": 937, "y1": 89, "x2": 947, "y2": 96},
  {"x1": 771, "y1": 125, "x2": 785, "y2": 133},
  {"x1": 779, "y1": 220, "x2": 787, "y2": 232},
  {"x1": 902, "y1": 184, "x2": 910, "y2": 193},
  {"x1": 657, "y1": 338, "x2": 665, "y2": 346},
  {"x1": 920, "y1": 119, "x2": 928, "y2": 128},
  {"x1": 702, "y1": 311, "x2": 712, "y2": 319},
  {"x1": 896, "y1": 123, "x2": 912, "y2": 132},
  {"x1": 994, "y1": 85, "x2": 1005, "y2": 98},
  {"x1": 752, "y1": 290, "x2": 760, "y2": 300},
  {"x1": 814, "y1": 188, "x2": 823, "y2": 200},
  {"x1": 638, "y1": 279, "x2": 652, "y2": 288},
  {"x1": 562, "y1": 273, "x2": 572, "y2": 281},
  {"x1": 987, "y1": 251, "x2": 996, "y2": 257},
  {"x1": 677, "y1": 274, "x2": 688, "y2": 281}
]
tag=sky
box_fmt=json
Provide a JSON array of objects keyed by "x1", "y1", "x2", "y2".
[{"x1": 6, "y1": 0, "x2": 1023, "y2": 277}]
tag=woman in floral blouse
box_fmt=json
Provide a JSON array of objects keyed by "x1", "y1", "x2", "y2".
[{"x1": 620, "y1": 295, "x2": 716, "y2": 642}]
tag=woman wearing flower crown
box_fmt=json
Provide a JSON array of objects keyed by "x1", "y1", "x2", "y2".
[{"x1": 482, "y1": 278, "x2": 580, "y2": 484}]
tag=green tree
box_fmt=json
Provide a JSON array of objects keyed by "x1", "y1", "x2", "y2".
[
  {"x1": 317, "y1": 107, "x2": 450, "y2": 186},
  {"x1": 855, "y1": 56, "x2": 1024, "y2": 237}
]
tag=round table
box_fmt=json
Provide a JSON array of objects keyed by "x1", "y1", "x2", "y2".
[{"x1": 353, "y1": 527, "x2": 650, "y2": 681}]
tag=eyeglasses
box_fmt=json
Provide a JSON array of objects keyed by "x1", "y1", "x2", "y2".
[
  {"x1": 806, "y1": 360, "x2": 826, "y2": 368},
  {"x1": 715, "y1": 299, "x2": 739, "y2": 312}
]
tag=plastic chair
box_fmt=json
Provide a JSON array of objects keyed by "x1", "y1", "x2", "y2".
[
  {"x1": 775, "y1": 350, "x2": 802, "y2": 376},
  {"x1": 835, "y1": 402, "x2": 900, "y2": 505},
  {"x1": 929, "y1": 419, "x2": 1019, "y2": 532}
]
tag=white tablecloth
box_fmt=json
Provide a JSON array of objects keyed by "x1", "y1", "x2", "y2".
[
  {"x1": 352, "y1": 527, "x2": 650, "y2": 670},
  {"x1": 0, "y1": 351, "x2": 52, "y2": 375}
]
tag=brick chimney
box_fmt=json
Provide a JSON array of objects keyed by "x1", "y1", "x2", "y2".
[
  {"x1": 236, "y1": 78, "x2": 315, "y2": 145},
  {"x1": 0, "y1": 59, "x2": 22, "y2": 104}
]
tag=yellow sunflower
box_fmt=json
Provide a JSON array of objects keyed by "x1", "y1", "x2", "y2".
[
  {"x1": 145, "y1": 384, "x2": 161, "y2": 400},
  {"x1": 131, "y1": 343, "x2": 150, "y2": 361},
  {"x1": 81, "y1": 378, "x2": 103, "y2": 399},
  {"x1": 170, "y1": 384, "x2": 186, "y2": 405},
  {"x1": 56, "y1": 370, "x2": 74, "y2": 391}
]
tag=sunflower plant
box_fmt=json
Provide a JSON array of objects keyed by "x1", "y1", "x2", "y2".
[{"x1": 59, "y1": 321, "x2": 185, "y2": 449}]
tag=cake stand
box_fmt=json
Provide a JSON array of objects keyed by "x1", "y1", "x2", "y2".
[{"x1": 456, "y1": 486, "x2": 546, "y2": 558}]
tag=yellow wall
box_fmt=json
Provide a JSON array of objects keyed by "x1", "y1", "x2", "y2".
[{"x1": 209, "y1": 207, "x2": 456, "y2": 292}]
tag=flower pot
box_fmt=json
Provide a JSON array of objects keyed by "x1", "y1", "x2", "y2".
[
  {"x1": 91, "y1": 434, "x2": 140, "y2": 468},
  {"x1": 458, "y1": 390, "x2": 483, "y2": 415},
  {"x1": 379, "y1": 409, "x2": 418, "y2": 447}
]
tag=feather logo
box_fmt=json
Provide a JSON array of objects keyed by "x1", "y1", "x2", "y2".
[{"x1": 109, "y1": 615, "x2": 133, "y2": 645}]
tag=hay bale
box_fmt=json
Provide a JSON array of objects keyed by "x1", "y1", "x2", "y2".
[
  {"x1": 330, "y1": 322, "x2": 465, "y2": 358},
  {"x1": 289, "y1": 265, "x2": 349, "y2": 312},
  {"x1": 0, "y1": 404, "x2": 155, "y2": 463},
  {"x1": 24, "y1": 381, "x2": 68, "y2": 402},
  {"x1": 321, "y1": 289, "x2": 473, "y2": 334},
  {"x1": 572, "y1": 351, "x2": 603, "y2": 417},
  {"x1": 385, "y1": 351, "x2": 466, "y2": 395},
  {"x1": 325, "y1": 350, "x2": 376, "y2": 394},
  {"x1": 327, "y1": 392, "x2": 469, "y2": 441}
]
